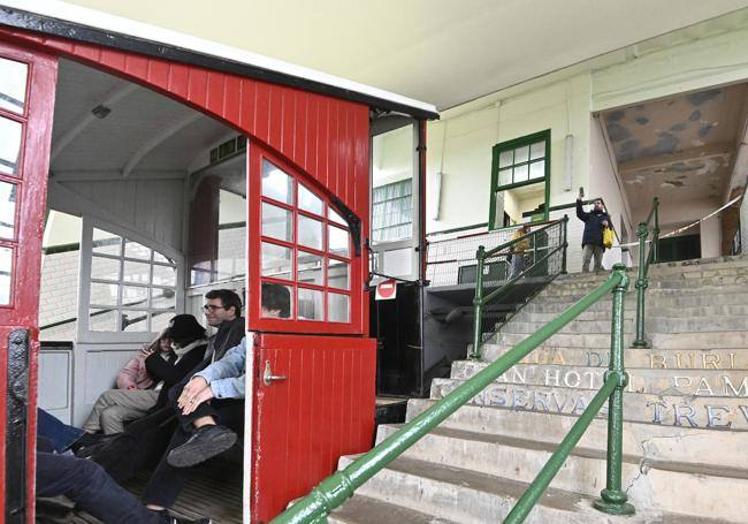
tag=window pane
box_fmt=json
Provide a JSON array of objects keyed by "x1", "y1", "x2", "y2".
[
  {"x1": 90, "y1": 282, "x2": 118, "y2": 306},
  {"x1": 0, "y1": 116, "x2": 22, "y2": 176},
  {"x1": 261, "y1": 159, "x2": 293, "y2": 204},
  {"x1": 329, "y1": 208, "x2": 346, "y2": 226},
  {"x1": 152, "y1": 264, "x2": 177, "y2": 287},
  {"x1": 0, "y1": 246, "x2": 11, "y2": 305},
  {"x1": 530, "y1": 141, "x2": 545, "y2": 160},
  {"x1": 151, "y1": 288, "x2": 177, "y2": 310},
  {"x1": 262, "y1": 203, "x2": 292, "y2": 242},
  {"x1": 529, "y1": 160, "x2": 545, "y2": 180},
  {"x1": 298, "y1": 288, "x2": 323, "y2": 321},
  {"x1": 498, "y1": 150, "x2": 513, "y2": 168},
  {"x1": 151, "y1": 311, "x2": 175, "y2": 333},
  {"x1": 299, "y1": 184, "x2": 323, "y2": 215},
  {"x1": 328, "y1": 259, "x2": 349, "y2": 290},
  {"x1": 89, "y1": 308, "x2": 117, "y2": 332},
  {"x1": 217, "y1": 225, "x2": 246, "y2": 281},
  {"x1": 298, "y1": 215, "x2": 323, "y2": 250},
  {"x1": 0, "y1": 57, "x2": 27, "y2": 114},
  {"x1": 93, "y1": 228, "x2": 122, "y2": 256},
  {"x1": 514, "y1": 164, "x2": 529, "y2": 183},
  {"x1": 123, "y1": 260, "x2": 150, "y2": 284},
  {"x1": 153, "y1": 251, "x2": 172, "y2": 264},
  {"x1": 261, "y1": 282, "x2": 293, "y2": 318},
  {"x1": 122, "y1": 286, "x2": 148, "y2": 307},
  {"x1": 328, "y1": 225, "x2": 349, "y2": 257},
  {"x1": 498, "y1": 168, "x2": 512, "y2": 186},
  {"x1": 124, "y1": 240, "x2": 151, "y2": 260},
  {"x1": 0, "y1": 180, "x2": 16, "y2": 239},
  {"x1": 91, "y1": 255, "x2": 120, "y2": 281},
  {"x1": 328, "y1": 293, "x2": 350, "y2": 323},
  {"x1": 261, "y1": 242, "x2": 292, "y2": 280},
  {"x1": 514, "y1": 145, "x2": 529, "y2": 164},
  {"x1": 122, "y1": 311, "x2": 148, "y2": 332},
  {"x1": 298, "y1": 251, "x2": 323, "y2": 285}
]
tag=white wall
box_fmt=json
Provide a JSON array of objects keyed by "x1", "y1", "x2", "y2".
[{"x1": 701, "y1": 215, "x2": 722, "y2": 258}]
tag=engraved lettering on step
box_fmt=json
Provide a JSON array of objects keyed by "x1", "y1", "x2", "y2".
[
  {"x1": 673, "y1": 403, "x2": 698, "y2": 427},
  {"x1": 647, "y1": 400, "x2": 667, "y2": 424},
  {"x1": 533, "y1": 391, "x2": 550, "y2": 413},
  {"x1": 584, "y1": 370, "x2": 596, "y2": 389},
  {"x1": 738, "y1": 405, "x2": 748, "y2": 422},
  {"x1": 586, "y1": 351, "x2": 604, "y2": 367},
  {"x1": 511, "y1": 388, "x2": 529, "y2": 410},
  {"x1": 730, "y1": 353, "x2": 736, "y2": 369},
  {"x1": 571, "y1": 397, "x2": 587, "y2": 415},
  {"x1": 650, "y1": 354, "x2": 666, "y2": 369},
  {"x1": 703, "y1": 354, "x2": 720, "y2": 370},
  {"x1": 545, "y1": 368, "x2": 561, "y2": 387},
  {"x1": 508, "y1": 367, "x2": 527, "y2": 385},
  {"x1": 551, "y1": 392, "x2": 570, "y2": 413},
  {"x1": 488, "y1": 386, "x2": 508, "y2": 407},
  {"x1": 706, "y1": 406, "x2": 733, "y2": 429},
  {"x1": 563, "y1": 371, "x2": 581, "y2": 388},
  {"x1": 723, "y1": 376, "x2": 748, "y2": 397},
  {"x1": 695, "y1": 378, "x2": 715, "y2": 396},
  {"x1": 673, "y1": 376, "x2": 693, "y2": 391}
]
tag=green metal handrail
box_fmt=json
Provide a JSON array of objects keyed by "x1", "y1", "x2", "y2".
[
  {"x1": 633, "y1": 197, "x2": 659, "y2": 348},
  {"x1": 471, "y1": 216, "x2": 569, "y2": 360},
  {"x1": 273, "y1": 264, "x2": 632, "y2": 524}
]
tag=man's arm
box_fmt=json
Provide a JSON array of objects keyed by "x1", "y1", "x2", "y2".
[
  {"x1": 194, "y1": 337, "x2": 246, "y2": 384},
  {"x1": 576, "y1": 199, "x2": 588, "y2": 222},
  {"x1": 207, "y1": 374, "x2": 245, "y2": 399}
]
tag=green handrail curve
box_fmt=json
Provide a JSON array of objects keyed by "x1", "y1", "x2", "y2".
[
  {"x1": 272, "y1": 264, "x2": 630, "y2": 524},
  {"x1": 470, "y1": 217, "x2": 569, "y2": 360},
  {"x1": 633, "y1": 197, "x2": 659, "y2": 348}
]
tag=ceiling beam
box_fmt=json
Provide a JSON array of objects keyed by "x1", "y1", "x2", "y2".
[
  {"x1": 122, "y1": 112, "x2": 202, "y2": 178},
  {"x1": 618, "y1": 142, "x2": 733, "y2": 175},
  {"x1": 51, "y1": 83, "x2": 139, "y2": 162},
  {"x1": 50, "y1": 169, "x2": 186, "y2": 183}
]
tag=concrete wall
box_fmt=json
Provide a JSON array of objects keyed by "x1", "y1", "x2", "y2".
[{"x1": 701, "y1": 215, "x2": 723, "y2": 258}]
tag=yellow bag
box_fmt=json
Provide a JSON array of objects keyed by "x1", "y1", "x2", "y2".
[{"x1": 603, "y1": 227, "x2": 614, "y2": 249}]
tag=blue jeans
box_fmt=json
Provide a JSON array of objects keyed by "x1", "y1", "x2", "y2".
[{"x1": 37, "y1": 408, "x2": 84, "y2": 453}]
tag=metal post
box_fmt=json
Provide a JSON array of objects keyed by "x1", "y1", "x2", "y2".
[
  {"x1": 470, "y1": 245, "x2": 486, "y2": 360},
  {"x1": 632, "y1": 222, "x2": 649, "y2": 348},
  {"x1": 561, "y1": 215, "x2": 568, "y2": 275},
  {"x1": 594, "y1": 263, "x2": 635, "y2": 516},
  {"x1": 653, "y1": 197, "x2": 659, "y2": 264}
]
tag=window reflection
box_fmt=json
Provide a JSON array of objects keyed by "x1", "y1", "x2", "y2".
[
  {"x1": 0, "y1": 57, "x2": 27, "y2": 114},
  {"x1": 299, "y1": 184, "x2": 323, "y2": 215},
  {"x1": 328, "y1": 293, "x2": 350, "y2": 323},
  {"x1": 298, "y1": 215, "x2": 323, "y2": 250},
  {"x1": 0, "y1": 180, "x2": 16, "y2": 239},
  {"x1": 261, "y1": 159, "x2": 293, "y2": 204},
  {"x1": 0, "y1": 116, "x2": 22, "y2": 176},
  {"x1": 298, "y1": 251, "x2": 323, "y2": 286},
  {"x1": 261, "y1": 242, "x2": 292, "y2": 280},
  {"x1": 0, "y1": 246, "x2": 11, "y2": 305},
  {"x1": 298, "y1": 287, "x2": 323, "y2": 320}
]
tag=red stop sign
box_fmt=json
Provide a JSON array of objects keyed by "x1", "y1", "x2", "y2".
[{"x1": 375, "y1": 279, "x2": 397, "y2": 301}]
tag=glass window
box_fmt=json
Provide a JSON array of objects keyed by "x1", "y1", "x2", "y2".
[
  {"x1": 530, "y1": 141, "x2": 545, "y2": 160},
  {"x1": 261, "y1": 282, "x2": 293, "y2": 318},
  {"x1": 89, "y1": 308, "x2": 118, "y2": 332},
  {"x1": 124, "y1": 240, "x2": 151, "y2": 260},
  {"x1": 0, "y1": 180, "x2": 16, "y2": 239},
  {"x1": 90, "y1": 282, "x2": 118, "y2": 307},
  {"x1": 151, "y1": 288, "x2": 176, "y2": 310},
  {"x1": 372, "y1": 179, "x2": 412, "y2": 243},
  {"x1": 0, "y1": 57, "x2": 28, "y2": 114},
  {"x1": 329, "y1": 208, "x2": 346, "y2": 226},
  {"x1": 298, "y1": 251, "x2": 323, "y2": 285},
  {"x1": 93, "y1": 228, "x2": 122, "y2": 256},
  {"x1": 0, "y1": 246, "x2": 11, "y2": 305},
  {"x1": 153, "y1": 252, "x2": 172, "y2": 264},
  {"x1": 151, "y1": 311, "x2": 174, "y2": 333},
  {"x1": 262, "y1": 159, "x2": 293, "y2": 204},
  {"x1": 493, "y1": 133, "x2": 548, "y2": 189},
  {"x1": 498, "y1": 168, "x2": 512, "y2": 187},
  {"x1": 0, "y1": 116, "x2": 23, "y2": 176},
  {"x1": 328, "y1": 259, "x2": 349, "y2": 290},
  {"x1": 262, "y1": 203, "x2": 292, "y2": 242},
  {"x1": 152, "y1": 264, "x2": 177, "y2": 287},
  {"x1": 261, "y1": 242, "x2": 292, "y2": 280},
  {"x1": 514, "y1": 145, "x2": 529, "y2": 164},
  {"x1": 122, "y1": 286, "x2": 148, "y2": 307},
  {"x1": 123, "y1": 260, "x2": 150, "y2": 284},
  {"x1": 529, "y1": 160, "x2": 545, "y2": 180},
  {"x1": 514, "y1": 164, "x2": 529, "y2": 183},
  {"x1": 91, "y1": 255, "x2": 120, "y2": 281},
  {"x1": 498, "y1": 150, "x2": 513, "y2": 168},
  {"x1": 328, "y1": 293, "x2": 350, "y2": 323},
  {"x1": 328, "y1": 225, "x2": 349, "y2": 257},
  {"x1": 121, "y1": 311, "x2": 148, "y2": 332},
  {"x1": 298, "y1": 215, "x2": 323, "y2": 250},
  {"x1": 299, "y1": 184, "x2": 323, "y2": 215},
  {"x1": 298, "y1": 288, "x2": 323, "y2": 321}
]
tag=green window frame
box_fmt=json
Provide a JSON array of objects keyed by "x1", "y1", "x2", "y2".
[{"x1": 489, "y1": 129, "x2": 551, "y2": 229}]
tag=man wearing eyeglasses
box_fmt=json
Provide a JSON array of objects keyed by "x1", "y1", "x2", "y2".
[{"x1": 201, "y1": 289, "x2": 245, "y2": 365}]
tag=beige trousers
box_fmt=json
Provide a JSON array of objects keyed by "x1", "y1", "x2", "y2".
[{"x1": 83, "y1": 388, "x2": 159, "y2": 434}]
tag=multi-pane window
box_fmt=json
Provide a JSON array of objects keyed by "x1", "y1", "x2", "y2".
[
  {"x1": 88, "y1": 227, "x2": 177, "y2": 333},
  {"x1": 496, "y1": 137, "x2": 548, "y2": 188},
  {"x1": 0, "y1": 55, "x2": 29, "y2": 306},
  {"x1": 372, "y1": 179, "x2": 412, "y2": 243},
  {"x1": 260, "y1": 159, "x2": 352, "y2": 323}
]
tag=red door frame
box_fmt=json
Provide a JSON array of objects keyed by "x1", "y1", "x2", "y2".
[
  {"x1": 0, "y1": 40, "x2": 57, "y2": 523},
  {"x1": 0, "y1": 27, "x2": 376, "y2": 523}
]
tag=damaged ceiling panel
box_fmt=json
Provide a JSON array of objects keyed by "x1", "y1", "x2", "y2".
[{"x1": 603, "y1": 84, "x2": 748, "y2": 211}]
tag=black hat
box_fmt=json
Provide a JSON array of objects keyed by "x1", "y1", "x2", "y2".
[{"x1": 166, "y1": 314, "x2": 206, "y2": 346}]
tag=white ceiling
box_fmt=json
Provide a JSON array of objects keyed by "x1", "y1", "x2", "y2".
[{"x1": 61, "y1": 0, "x2": 748, "y2": 110}]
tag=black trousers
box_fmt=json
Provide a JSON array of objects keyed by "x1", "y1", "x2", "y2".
[
  {"x1": 37, "y1": 451, "x2": 160, "y2": 524},
  {"x1": 141, "y1": 381, "x2": 244, "y2": 508}
]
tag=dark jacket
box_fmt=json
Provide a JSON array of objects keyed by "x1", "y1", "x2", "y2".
[
  {"x1": 206, "y1": 316, "x2": 246, "y2": 363},
  {"x1": 576, "y1": 200, "x2": 611, "y2": 249},
  {"x1": 145, "y1": 342, "x2": 207, "y2": 409}
]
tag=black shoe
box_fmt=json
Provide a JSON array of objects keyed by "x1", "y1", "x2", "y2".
[
  {"x1": 166, "y1": 425, "x2": 237, "y2": 468},
  {"x1": 154, "y1": 509, "x2": 211, "y2": 524}
]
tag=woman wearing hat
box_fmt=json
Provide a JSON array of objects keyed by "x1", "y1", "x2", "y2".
[{"x1": 82, "y1": 315, "x2": 208, "y2": 435}]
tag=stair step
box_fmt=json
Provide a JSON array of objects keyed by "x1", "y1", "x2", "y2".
[
  {"x1": 405, "y1": 399, "x2": 748, "y2": 469},
  {"x1": 329, "y1": 495, "x2": 456, "y2": 524},
  {"x1": 491, "y1": 331, "x2": 748, "y2": 350},
  {"x1": 430, "y1": 377, "x2": 748, "y2": 430}
]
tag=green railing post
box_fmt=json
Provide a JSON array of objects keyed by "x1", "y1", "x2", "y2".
[
  {"x1": 632, "y1": 222, "x2": 649, "y2": 348},
  {"x1": 561, "y1": 215, "x2": 568, "y2": 275},
  {"x1": 594, "y1": 263, "x2": 635, "y2": 516},
  {"x1": 653, "y1": 197, "x2": 659, "y2": 264},
  {"x1": 470, "y1": 245, "x2": 486, "y2": 360}
]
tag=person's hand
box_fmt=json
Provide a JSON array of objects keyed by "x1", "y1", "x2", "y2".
[
  {"x1": 127, "y1": 384, "x2": 137, "y2": 390},
  {"x1": 602, "y1": 220, "x2": 609, "y2": 227},
  {"x1": 140, "y1": 344, "x2": 154, "y2": 357},
  {"x1": 177, "y1": 376, "x2": 210, "y2": 410},
  {"x1": 181, "y1": 385, "x2": 214, "y2": 415}
]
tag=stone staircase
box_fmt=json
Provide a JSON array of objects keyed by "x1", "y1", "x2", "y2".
[{"x1": 329, "y1": 255, "x2": 748, "y2": 523}]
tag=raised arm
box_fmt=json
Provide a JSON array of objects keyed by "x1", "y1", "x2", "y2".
[{"x1": 576, "y1": 199, "x2": 589, "y2": 222}]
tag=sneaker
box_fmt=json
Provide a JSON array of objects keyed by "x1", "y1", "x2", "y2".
[
  {"x1": 154, "y1": 509, "x2": 211, "y2": 524},
  {"x1": 166, "y1": 425, "x2": 237, "y2": 468}
]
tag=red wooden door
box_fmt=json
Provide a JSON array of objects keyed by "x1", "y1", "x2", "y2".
[
  {"x1": 251, "y1": 334, "x2": 376, "y2": 523},
  {"x1": 0, "y1": 41, "x2": 57, "y2": 523}
]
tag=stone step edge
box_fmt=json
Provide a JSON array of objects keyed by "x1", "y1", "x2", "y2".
[
  {"x1": 329, "y1": 494, "x2": 457, "y2": 524},
  {"x1": 450, "y1": 360, "x2": 748, "y2": 373}
]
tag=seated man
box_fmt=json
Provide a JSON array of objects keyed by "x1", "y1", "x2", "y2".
[{"x1": 141, "y1": 283, "x2": 290, "y2": 513}]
